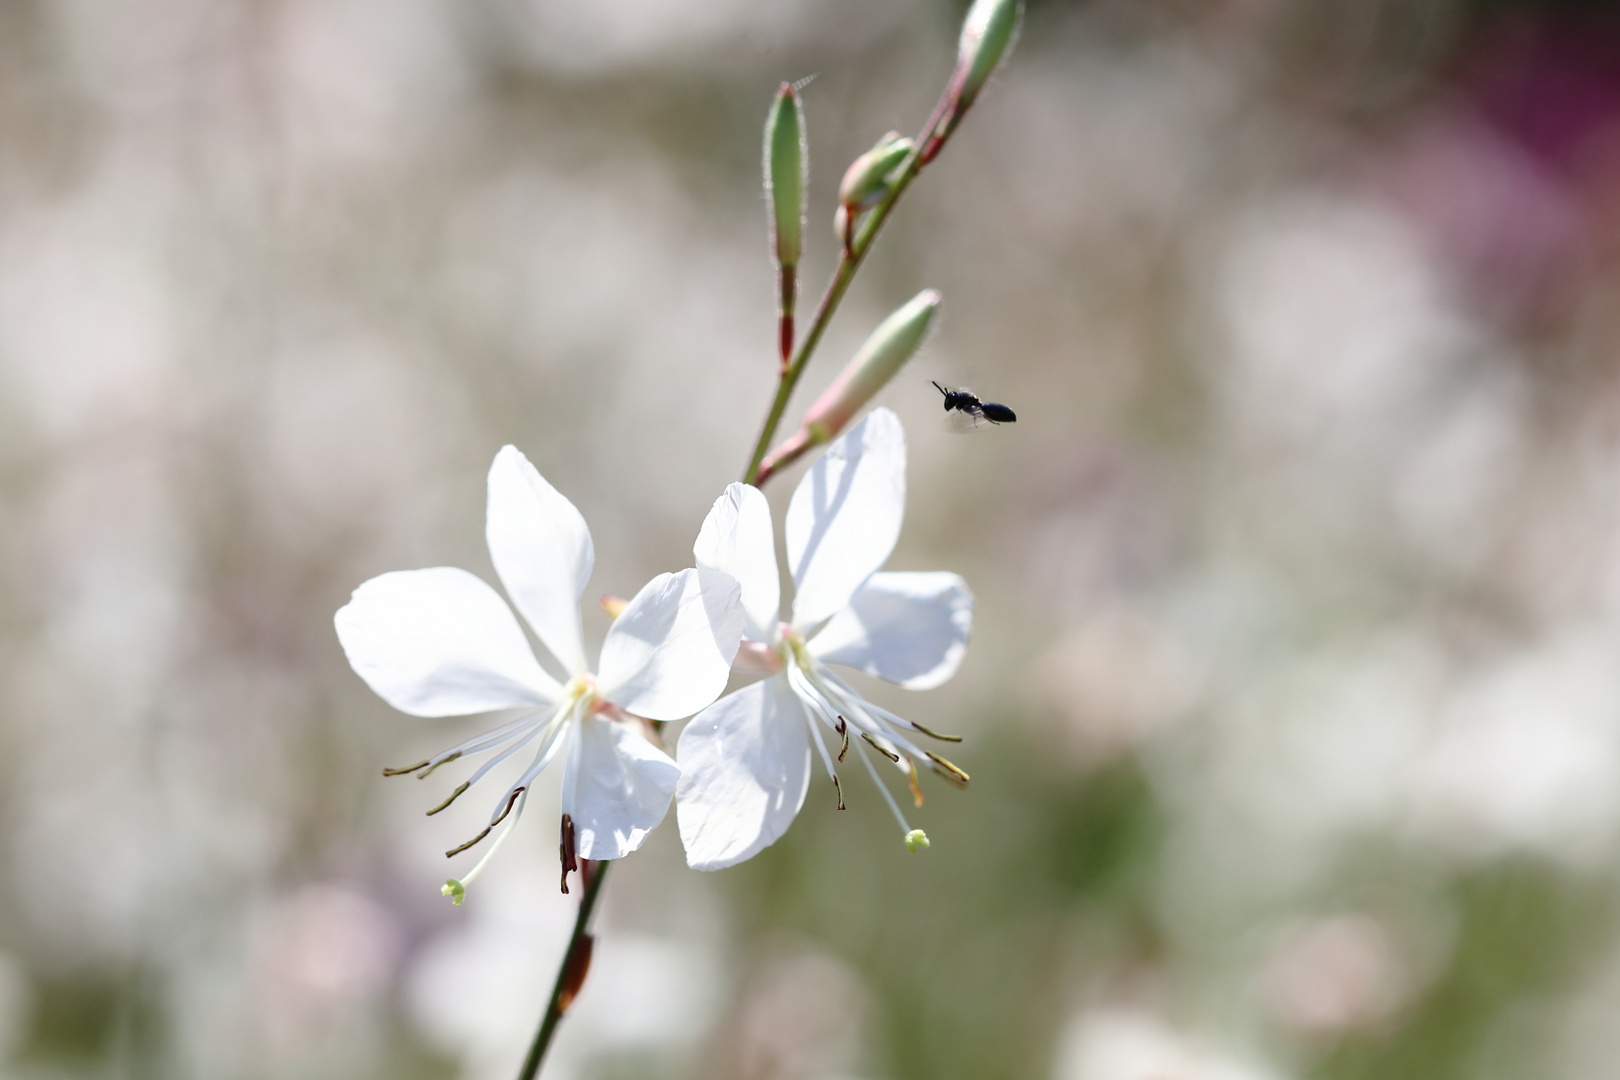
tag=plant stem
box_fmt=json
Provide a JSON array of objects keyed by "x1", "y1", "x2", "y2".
[
  {"x1": 515, "y1": 859, "x2": 612, "y2": 1080},
  {"x1": 741, "y1": 88, "x2": 955, "y2": 487}
]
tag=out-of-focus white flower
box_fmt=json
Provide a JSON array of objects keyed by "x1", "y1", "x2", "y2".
[
  {"x1": 1257, "y1": 914, "x2": 1411, "y2": 1037},
  {"x1": 676, "y1": 409, "x2": 972, "y2": 869},
  {"x1": 1052, "y1": 1007, "x2": 1290, "y2": 1080},
  {"x1": 336, "y1": 445, "x2": 744, "y2": 898},
  {"x1": 1409, "y1": 627, "x2": 1620, "y2": 867}
]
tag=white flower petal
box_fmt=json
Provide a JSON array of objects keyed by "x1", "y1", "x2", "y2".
[
  {"x1": 562, "y1": 715, "x2": 681, "y2": 861},
  {"x1": 334, "y1": 567, "x2": 561, "y2": 717},
  {"x1": 485, "y1": 445, "x2": 594, "y2": 676},
  {"x1": 808, "y1": 571, "x2": 973, "y2": 690},
  {"x1": 694, "y1": 482, "x2": 780, "y2": 640},
  {"x1": 598, "y1": 568, "x2": 745, "y2": 720},
  {"x1": 676, "y1": 677, "x2": 811, "y2": 870},
  {"x1": 785, "y1": 408, "x2": 906, "y2": 629}
]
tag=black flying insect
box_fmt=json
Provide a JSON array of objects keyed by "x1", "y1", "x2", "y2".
[{"x1": 932, "y1": 381, "x2": 1016, "y2": 425}]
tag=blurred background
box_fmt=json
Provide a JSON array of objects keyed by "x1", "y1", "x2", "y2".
[{"x1": 2, "y1": 0, "x2": 1620, "y2": 1077}]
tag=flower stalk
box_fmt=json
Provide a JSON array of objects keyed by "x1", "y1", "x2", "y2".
[
  {"x1": 741, "y1": 0, "x2": 1023, "y2": 487},
  {"x1": 516, "y1": 859, "x2": 611, "y2": 1080}
]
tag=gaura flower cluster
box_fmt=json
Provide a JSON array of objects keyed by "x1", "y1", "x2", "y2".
[
  {"x1": 335, "y1": 410, "x2": 971, "y2": 896},
  {"x1": 335, "y1": 446, "x2": 744, "y2": 900}
]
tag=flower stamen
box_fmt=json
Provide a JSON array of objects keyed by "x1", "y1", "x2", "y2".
[
  {"x1": 382, "y1": 758, "x2": 431, "y2": 777},
  {"x1": 417, "y1": 755, "x2": 459, "y2": 779},
  {"x1": 442, "y1": 790, "x2": 530, "y2": 903},
  {"x1": 860, "y1": 731, "x2": 900, "y2": 763},
  {"x1": 445, "y1": 826, "x2": 491, "y2": 858},
  {"x1": 426, "y1": 781, "x2": 471, "y2": 816},
  {"x1": 908, "y1": 720, "x2": 963, "y2": 743},
  {"x1": 924, "y1": 751, "x2": 970, "y2": 787}
]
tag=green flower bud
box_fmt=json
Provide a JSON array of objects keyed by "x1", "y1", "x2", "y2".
[
  {"x1": 838, "y1": 132, "x2": 914, "y2": 213},
  {"x1": 804, "y1": 289, "x2": 939, "y2": 443},
  {"x1": 764, "y1": 82, "x2": 807, "y2": 270},
  {"x1": 756, "y1": 290, "x2": 941, "y2": 484},
  {"x1": 956, "y1": 0, "x2": 1022, "y2": 112},
  {"x1": 905, "y1": 829, "x2": 931, "y2": 853}
]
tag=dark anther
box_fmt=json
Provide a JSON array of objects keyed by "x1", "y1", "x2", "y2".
[
  {"x1": 417, "y1": 752, "x2": 462, "y2": 779},
  {"x1": 445, "y1": 826, "x2": 492, "y2": 858},
  {"x1": 925, "y1": 751, "x2": 970, "y2": 787},
  {"x1": 426, "y1": 781, "x2": 470, "y2": 816},
  {"x1": 908, "y1": 761, "x2": 925, "y2": 808},
  {"x1": 489, "y1": 787, "x2": 524, "y2": 829},
  {"x1": 836, "y1": 716, "x2": 850, "y2": 762},
  {"x1": 910, "y1": 720, "x2": 963, "y2": 743},
  {"x1": 860, "y1": 731, "x2": 900, "y2": 763},
  {"x1": 833, "y1": 774, "x2": 845, "y2": 811},
  {"x1": 382, "y1": 759, "x2": 430, "y2": 777},
  {"x1": 560, "y1": 813, "x2": 578, "y2": 895}
]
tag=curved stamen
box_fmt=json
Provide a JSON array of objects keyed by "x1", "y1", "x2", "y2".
[
  {"x1": 486, "y1": 703, "x2": 576, "y2": 828},
  {"x1": 860, "y1": 731, "x2": 900, "y2": 763},
  {"x1": 816, "y1": 685, "x2": 923, "y2": 771},
  {"x1": 442, "y1": 790, "x2": 529, "y2": 904},
  {"x1": 814, "y1": 669, "x2": 936, "y2": 763},
  {"x1": 803, "y1": 714, "x2": 844, "y2": 810},
  {"x1": 826, "y1": 678, "x2": 961, "y2": 742},
  {"x1": 426, "y1": 781, "x2": 470, "y2": 816},
  {"x1": 925, "y1": 750, "x2": 970, "y2": 786}
]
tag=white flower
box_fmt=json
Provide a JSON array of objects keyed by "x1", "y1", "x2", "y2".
[
  {"x1": 676, "y1": 408, "x2": 973, "y2": 869},
  {"x1": 335, "y1": 445, "x2": 744, "y2": 899}
]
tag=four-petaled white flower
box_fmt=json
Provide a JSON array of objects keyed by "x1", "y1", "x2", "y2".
[
  {"x1": 676, "y1": 408, "x2": 973, "y2": 870},
  {"x1": 335, "y1": 445, "x2": 744, "y2": 900}
]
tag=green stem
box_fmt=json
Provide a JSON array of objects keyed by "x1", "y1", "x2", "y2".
[
  {"x1": 515, "y1": 860, "x2": 612, "y2": 1080},
  {"x1": 741, "y1": 89, "x2": 954, "y2": 487}
]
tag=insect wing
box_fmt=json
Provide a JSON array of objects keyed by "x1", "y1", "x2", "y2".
[{"x1": 943, "y1": 401, "x2": 986, "y2": 433}]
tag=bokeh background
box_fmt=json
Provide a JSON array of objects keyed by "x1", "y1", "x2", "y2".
[{"x1": 3, "y1": 0, "x2": 1620, "y2": 1077}]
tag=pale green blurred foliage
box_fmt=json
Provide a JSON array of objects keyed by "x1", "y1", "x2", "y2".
[{"x1": 2, "y1": 1, "x2": 1620, "y2": 1079}]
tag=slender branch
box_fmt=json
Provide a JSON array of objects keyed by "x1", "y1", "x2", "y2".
[
  {"x1": 515, "y1": 860, "x2": 612, "y2": 1080},
  {"x1": 741, "y1": 87, "x2": 955, "y2": 487}
]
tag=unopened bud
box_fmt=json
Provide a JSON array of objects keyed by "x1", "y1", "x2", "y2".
[
  {"x1": 441, "y1": 879, "x2": 466, "y2": 905},
  {"x1": 557, "y1": 933, "x2": 595, "y2": 1013},
  {"x1": 956, "y1": 0, "x2": 1022, "y2": 113},
  {"x1": 838, "y1": 132, "x2": 914, "y2": 213},
  {"x1": 764, "y1": 83, "x2": 807, "y2": 271},
  {"x1": 905, "y1": 829, "x2": 930, "y2": 853},
  {"x1": 804, "y1": 290, "x2": 939, "y2": 442},
  {"x1": 757, "y1": 290, "x2": 940, "y2": 483}
]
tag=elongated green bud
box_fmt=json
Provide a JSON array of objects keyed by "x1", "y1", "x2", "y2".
[
  {"x1": 764, "y1": 82, "x2": 806, "y2": 270},
  {"x1": 757, "y1": 290, "x2": 940, "y2": 482},
  {"x1": 921, "y1": 0, "x2": 1022, "y2": 164},
  {"x1": 765, "y1": 83, "x2": 807, "y2": 366},
  {"x1": 838, "y1": 132, "x2": 914, "y2": 213},
  {"x1": 957, "y1": 0, "x2": 1021, "y2": 112},
  {"x1": 806, "y1": 289, "x2": 938, "y2": 440}
]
